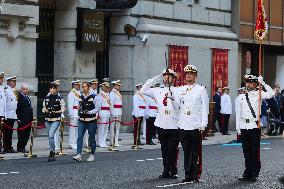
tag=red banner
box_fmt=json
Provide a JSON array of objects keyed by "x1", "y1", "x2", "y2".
[
  {"x1": 212, "y1": 49, "x2": 229, "y2": 94},
  {"x1": 255, "y1": 0, "x2": 268, "y2": 40},
  {"x1": 169, "y1": 45, "x2": 188, "y2": 86}
]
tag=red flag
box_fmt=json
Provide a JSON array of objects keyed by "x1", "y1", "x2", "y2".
[{"x1": 255, "y1": 0, "x2": 268, "y2": 40}]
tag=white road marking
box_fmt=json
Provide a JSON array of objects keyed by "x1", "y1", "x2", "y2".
[
  {"x1": 263, "y1": 147, "x2": 271, "y2": 150},
  {"x1": 136, "y1": 160, "x2": 145, "y2": 162},
  {"x1": 156, "y1": 181, "x2": 194, "y2": 188},
  {"x1": 0, "y1": 173, "x2": 8, "y2": 175},
  {"x1": 146, "y1": 159, "x2": 155, "y2": 161},
  {"x1": 10, "y1": 172, "x2": 19, "y2": 174},
  {"x1": 156, "y1": 158, "x2": 163, "y2": 160}
]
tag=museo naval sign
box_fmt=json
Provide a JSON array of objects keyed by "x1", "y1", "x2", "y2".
[{"x1": 77, "y1": 11, "x2": 104, "y2": 50}]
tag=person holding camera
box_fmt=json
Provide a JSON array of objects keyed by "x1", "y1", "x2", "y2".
[
  {"x1": 73, "y1": 82, "x2": 100, "y2": 162},
  {"x1": 42, "y1": 82, "x2": 65, "y2": 162}
]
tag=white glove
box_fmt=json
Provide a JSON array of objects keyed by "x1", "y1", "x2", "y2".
[
  {"x1": 237, "y1": 129, "x2": 241, "y2": 135},
  {"x1": 258, "y1": 75, "x2": 265, "y2": 85},
  {"x1": 199, "y1": 126, "x2": 206, "y2": 131}
]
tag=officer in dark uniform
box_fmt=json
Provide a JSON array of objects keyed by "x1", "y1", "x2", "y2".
[
  {"x1": 73, "y1": 82, "x2": 100, "y2": 162},
  {"x1": 42, "y1": 82, "x2": 65, "y2": 162}
]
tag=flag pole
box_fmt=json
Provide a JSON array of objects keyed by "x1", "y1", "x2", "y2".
[{"x1": 258, "y1": 43, "x2": 262, "y2": 129}]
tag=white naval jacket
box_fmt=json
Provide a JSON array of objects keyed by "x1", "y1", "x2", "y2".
[
  {"x1": 110, "y1": 88, "x2": 123, "y2": 117},
  {"x1": 220, "y1": 93, "x2": 232, "y2": 115},
  {"x1": 235, "y1": 83, "x2": 275, "y2": 132},
  {"x1": 4, "y1": 86, "x2": 18, "y2": 119},
  {"x1": 67, "y1": 88, "x2": 81, "y2": 118},
  {"x1": 0, "y1": 85, "x2": 6, "y2": 117},
  {"x1": 141, "y1": 75, "x2": 178, "y2": 130},
  {"x1": 174, "y1": 84, "x2": 209, "y2": 130},
  {"x1": 90, "y1": 88, "x2": 98, "y2": 96},
  {"x1": 132, "y1": 91, "x2": 146, "y2": 118},
  {"x1": 96, "y1": 91, "x2": 111, "y2": 119},
  {"x1": 145, "y1": 96, "x2": 158, "y2": 118}
]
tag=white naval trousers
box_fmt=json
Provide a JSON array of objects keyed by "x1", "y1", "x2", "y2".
[
  {"x1": 69, "y1": 117, "x2": 78, "y2": 149},
  {"x1": 142, "y1": 117, "x2": 146, "y2": 139},
  {"x1": 110, "y1": 116, "x2": 121, "y2": 147},
  {"x1": 97, "y1": 117, "x2": 109, "y2": 147}
]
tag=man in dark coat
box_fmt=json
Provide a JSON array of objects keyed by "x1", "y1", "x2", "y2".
[
  {"x1": 213, "y1": 87, "x2": 222, "y2": 132},
  {"x1": 16, "y1": 85, "x2": 33, "y2": 153}
]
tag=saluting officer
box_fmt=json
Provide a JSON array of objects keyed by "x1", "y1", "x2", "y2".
[
  {"x1": 3, "y1": 76, "x2": 18, "y2": 153},
  {"x1": 174, "y1": 65, "x2": 209, "y2": 183},
  {"x1": 110, "y1": 80, "x2": 123, "y2": 147},
  {"x1": 236, "y1": 75, "x2": 275, "y2": 182},
  {"x1": 132, "y1": 83, "x2": 146, "y2": 146},
  {"x1": 67, "y1": 80, "x2": 81, "y2": 150},
  {"x1": 0, "y1": 72, "x2": 6, "y2": 154},
  {"x1": 140, "y1": 69, "x2": 179, "y2": 179},
  {"x1": 96, "y1": 82, "x2": 111, "y2": 148}
]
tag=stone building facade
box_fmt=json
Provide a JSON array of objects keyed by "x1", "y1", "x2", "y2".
[{"x1": 0, "y1": 0, "x2": 240, "y2": 130}]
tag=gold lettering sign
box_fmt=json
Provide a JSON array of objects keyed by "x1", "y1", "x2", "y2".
[{"x1": 81, "y1": 11, "x2": 104, "y2": 50}]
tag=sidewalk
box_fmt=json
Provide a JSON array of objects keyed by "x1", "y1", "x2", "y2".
[{"x1": 1, "y1": 131, "x2": 239, "y2": 160}]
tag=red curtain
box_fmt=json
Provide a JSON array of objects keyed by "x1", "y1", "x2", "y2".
[
  {"x1": 212, "y1": 49, "x2": 229, "y2": 94},
  {"x1": 169, "y1": 45, "x2": 188, "y2": 86}
]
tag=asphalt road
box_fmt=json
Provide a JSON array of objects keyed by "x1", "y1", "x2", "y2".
[{"x1": 0, "y1": 138, "x2": 283, "y2": 189}]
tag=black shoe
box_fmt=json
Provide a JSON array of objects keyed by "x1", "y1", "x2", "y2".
[
  {"x1": 17, "y1": 149, "x2": 29, "y2": 153},
  {"x1": 182, "y1": 178, "x2": 194, "y2": 182},
  {"x1": 4, "y1": 148, "x2": 17, "y2": 153},
  {"x1": 0, "y1": 149, "x2": 6, "y2": 154},
  {"x1": 250, "y1": 177, "x2": 258, "y2": 182},
  {"x1": 169, "y1": 174, "x2": 178, "y2": 179},
  {"x1": 279, "y1": 176, "x2": 284, "y2": 184},
  {"x1": 48, "y1": 151, "x2": 56, "y2": 162},
  {"x1": 159, "y1": 172, "x2": 170, "y2": 179},
  {"x1": 238, "y1": 176, "x2": 250, "y2": 181},
  {"x1": 118, "y1": 138, "x2": 122, "y2": 141},
  {"x1": 146, "y1": 141, "x2": 156, "y2": 145}
]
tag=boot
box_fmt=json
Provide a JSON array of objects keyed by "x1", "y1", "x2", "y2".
[{"x1": 48, "y1": 151, "x2": 56, "y2": 162}]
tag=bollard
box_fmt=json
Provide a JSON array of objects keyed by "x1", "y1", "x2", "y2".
[
  {"x1": 24, "y1": 117, "x2": 37, "y2": 158},
  {"x1": 0, "y1": 118, "x2": 4, "y2": 160},
  {"x1": 109, "y1": 119, "x2": 119, "y2": 152},
  {"x1": 133, "y1": 118, "x2": 142, "y2": 150},
  {"x1": 57, "y1": 119, "x2": 67, "y2": 156}
]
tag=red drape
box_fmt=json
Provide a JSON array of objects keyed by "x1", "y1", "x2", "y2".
[
  {"x1": 169, "y1": 45, "x2": 188, "y2": 87},
  {"x1": 212, "y1": 49, "x2": 229, "y2": 94}
]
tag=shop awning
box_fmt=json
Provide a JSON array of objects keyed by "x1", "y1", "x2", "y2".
[{"x1": 96, "y1": 0, "x2": 138, "y2": 9}]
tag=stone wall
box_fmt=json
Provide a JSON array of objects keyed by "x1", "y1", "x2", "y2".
[{"x1": 109, "y1": 0, "x2": 239, "y2": 131}]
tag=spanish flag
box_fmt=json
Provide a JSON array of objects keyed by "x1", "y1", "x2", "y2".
[{"x1": 255, "y1": 0, "x2": 268, "y2": 40}]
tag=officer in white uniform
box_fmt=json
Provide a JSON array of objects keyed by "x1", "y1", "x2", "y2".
[
  {"x1": 220, "y1": 86, "x2": 232, "y2": 135},
  {"x1": 132, "y1": 83, "x2": 146, "y2": 146},
  {"x1": 140, "y1": 69, "x2": 179, "y2": 179},
  {"x1": 0, "y1": 72, "x2": 6, "y2": 154},
  {"x1": 145, "y1": 93, "x2": 158, "y2": 145},
  {"x1": 96, "y1": 82, "x2": 111, "y2": 148},
  {"x1": 174, "y1": 65, "x2": 209, "y2": 183},
  {"x1": 236, "y1": 75, "x2": 274, "y2": 182},
  {"x1": 110, "y1": 80, "x2": 123, "y2": 147},
  {"x1": 89, "y1": 79, "x2": 98, "y2": 96},
  {"x1": 3, "y1": 76, "x2": 18, "y2": 153},
  {"x1": 67, "y1": 80, "x2": 81, "y2": 149}
]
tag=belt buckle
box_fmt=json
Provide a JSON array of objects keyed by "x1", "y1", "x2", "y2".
[{"x1": 246, "y1": 119, "x2": 249, "y2": 123}]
